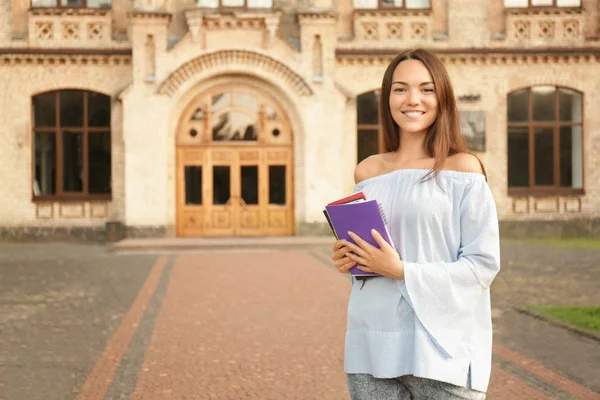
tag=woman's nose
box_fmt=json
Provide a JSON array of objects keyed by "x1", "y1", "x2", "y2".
[{"x1": 407, "y1": 89, "x2": 420, "y2": 104}]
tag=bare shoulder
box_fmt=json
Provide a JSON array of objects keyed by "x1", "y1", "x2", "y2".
[
  {"x1": 354, "y1": 154, "x2": 385, "y2": 184},
  {"x1": 445, "y1": 152, "x2": 485, "y2": 174}
]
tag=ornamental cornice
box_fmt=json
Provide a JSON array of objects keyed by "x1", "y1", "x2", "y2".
[
  {"x1": 335, "y1": 48, "x2": 600, "y2": 66},
  {"x1": 505, "y1": 7, "x2": 583, "y2": 16},
  {"x1": 157, "y1": 49, "x2": 313, "y2": 97},
  {"x1": 353, "y1": 8, "x2": 432, "y2": 18},
  {"x1": 29, "y1": 7, "x2": 111, "y2": 16},
  {"x1": 128, "y1": 10, "x2": 172, "y2": 21},
  {"x1": 297, "y1": 8, "x2": 338, "y2": 19},
  {"x1": 0, "y1": 50, "x2": 131, "y2": 66}
]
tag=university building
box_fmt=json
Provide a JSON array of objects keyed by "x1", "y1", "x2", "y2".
[{"x1": 0, "y1": 0, "x2": 599, "y2": 240}]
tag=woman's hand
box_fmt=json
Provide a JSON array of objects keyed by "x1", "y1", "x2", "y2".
[
  {"x1": 344, "y1": 229, "x2": 405, "y2": 280},
  {"x1": 331, "y1": 239, "x2": 355, "y2": 274}
]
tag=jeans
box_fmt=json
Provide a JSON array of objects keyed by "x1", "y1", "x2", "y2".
[{"x1": 347, "y1": 374, "x2": 486, "y2": 400}]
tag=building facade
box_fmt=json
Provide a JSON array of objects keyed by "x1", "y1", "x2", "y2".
[{"x1": 0, "y1": 0, "x2": 599, "y2": 240}]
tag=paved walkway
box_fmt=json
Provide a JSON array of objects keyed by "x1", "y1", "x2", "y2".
[{"x1": 0, "y1": 240, "x2": 599, "y2": 399}]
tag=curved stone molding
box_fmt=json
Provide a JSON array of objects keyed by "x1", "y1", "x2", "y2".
[{"x1": 157, "y1": 50, "x2": 313, "y2": 97}]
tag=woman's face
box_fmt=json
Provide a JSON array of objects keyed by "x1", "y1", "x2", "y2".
[{"x1": 389, "y1": 59, "x2": 439, "y2": 137}]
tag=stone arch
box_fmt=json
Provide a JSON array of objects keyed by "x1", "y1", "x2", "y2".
[{"x1": 157, "y1": 50, "x2": 313, "y2": 98}]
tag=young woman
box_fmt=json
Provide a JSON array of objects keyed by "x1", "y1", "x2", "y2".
[{"x1": 331, "y1": 48, "x2": 500, "y2": 399}]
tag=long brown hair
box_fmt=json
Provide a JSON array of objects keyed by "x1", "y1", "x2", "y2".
[{"x1": 379, "y1": 48, "x2": 484, "y2": 179}]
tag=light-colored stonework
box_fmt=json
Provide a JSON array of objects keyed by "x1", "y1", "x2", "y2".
[{"x1": 1, "y1": 0, "x2": 599, "y2": 239}]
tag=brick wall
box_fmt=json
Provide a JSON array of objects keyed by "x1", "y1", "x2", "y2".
[{"x1": 0, "y1": 0, "x2": 12, "y2": 44}]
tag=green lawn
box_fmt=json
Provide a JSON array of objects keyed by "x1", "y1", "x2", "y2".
[
  {"x1": 530, "y1": 305, "x2": 600, "y2": 333},
  {"x1": 507, "y1": 237, "x2": 600, "y2": 250}
]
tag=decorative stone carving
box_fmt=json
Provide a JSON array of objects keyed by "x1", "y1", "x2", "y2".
[
  {"x1": 513, "y1": 20, "x2": 530, "y2": 40},
  {"x1": 35, "y1": 22, "x2": 53, "y2": 40},
  {"x1": 386, "y1": 22, "x2": 402, "y2": 40},
  {"x1": 503, "y1": 8, "x2": 584, "y2": 46},
  {"x1": 185, "y1": 9, "x2": 281, "y2": 49},
  {"x1": 87, "y1": 22, "x2": 105, "y2": 40},
  {"x1": 410, "y1": 22, "x2": 427, "y2": 40},
  {"x1": 563, "y1": 20, "x2": 579, "y2": 39},
  {"x1": 344, "y1": 10, "x2": 432, "y2": 49},
  {"x1": 361, "y1": 22, "x2": 379, "y2": 40},
  {"x1": 62, "y1": 22, "x2": 80, "y2": 39},
  {"x1": 29, "y1": 9, "x2": 115, "y2": 47},
  {"x1": 537, "y1": 20, "x2": 555, "y2": 39}
]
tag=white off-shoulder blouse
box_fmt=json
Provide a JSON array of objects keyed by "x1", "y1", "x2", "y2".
[{"x1": 344, "y1": 169, "x2": 501, "y2": 393}]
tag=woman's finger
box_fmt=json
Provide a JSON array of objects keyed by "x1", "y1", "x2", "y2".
[
  {"x1": 347, "y1": 232, "x2": 376, "y2": 254},
  {"x1": 347, "y1": 252, "x2": 369, "y2": 268},
  {"x1": 332, "y1": 246, "x2": 350, "y2": 262},
  {"x1": 343, "y1": 240, "x2": 368, "y2": 258},
  {"x1": 340, "y1": 261, "x2": 355, "y2": 272}
]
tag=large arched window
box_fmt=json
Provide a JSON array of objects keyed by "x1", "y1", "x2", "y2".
[
  {"x1": 357, "y1": 90, "x2": 383, "y2": 164},
  {"x1": 32, "y1": 90, "x2": 111, "y2": 200},
  {"x1": 507, "y1": 86, "x2": 583, "y2": 193}
]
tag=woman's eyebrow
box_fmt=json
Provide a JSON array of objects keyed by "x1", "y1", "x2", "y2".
[{"x1": 392, "y1": 81, "x2": 434, "y2": 86}]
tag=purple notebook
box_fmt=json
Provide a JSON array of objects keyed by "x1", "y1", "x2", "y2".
[{"x1": 325, "y1": 199, "x2": 394, "y2": 277}]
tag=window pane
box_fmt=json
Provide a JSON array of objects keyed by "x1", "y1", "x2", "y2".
[
  {"x1": 560, "y1": 126, "x2": 583, "y2": 189},
  {"x1": 213, "y1": 166, "x2": 230, "y2": 205},
  {"x1": 212, "y1": 112, "x2": 257, "y2": 141},
  {"x1": 33, "y1": 92, "x2": 56, "y2": 127},
  {"x1": 507, "y1": 89, "x2": 529, "y2": 122},
  {"x1": 61, "y1": 0, "x2": 84, "y2": 6},
  {"x1": 236, "y1": 92, "x2": 259, "y2": 113},
  {"x1": 532, "y1": 86, "x2": 556, "y2": 122},
  {"x1": 358, "y1": 129, "x2": 379, "y2": 164},
  {"x1": 532, "y1": 0, "x2": 553, "y2": 5},
  {"x1": 221, "y1": 0, "x2": 244, "y2": 6},
  {"x1": 241, "y1": 166, "x2": 259, "y2": 205},
  {"x1": 406, "y1": 0, "x2": 429, "y2": 8},
  {"x1": 534, "y1": 128, "x2": 554, "y2": 186},
  {"x1": 88, "y1": 132, "x2": 111, "y2": 194},
  {"x1": 185, "y1": 166, "x2": 202, "y2": 205},
  {"x1": 381, "y1": 0, "x2": 402, "y2": 7},
  {"x1": 60, "y1": 91, "x2": 84, "y2": 127},
  {"x1": 269, "y1": 166, "x2": 286, "y2": 205},
  {"x1": 247, "y1": 0, "x2": 272, "y2": 7},
  {"x1": 557, "y1": 0, "x2": 580, "y2": 6},
  {"x1": 33, "y1": 133, "x2": 56, "y2": 195},
  {"x1": 504, "y1": 0, "x2": 527, "y2": 6},
  {"x1": 353, "y1": 0, "x2": 377, "y2": 8},
  {"x1": 558, "y1": 88, "x2": 582, "y2": 123},
  {"x1": 191, "y1": 107, "x2": 204, "y2": 121},
  {"x1": 63, "y1": 132, "x2": 83, "y2": 192},
  {"x1": 88, "y1": 92, "x2": 111, "y2": 127},
  {"x1": 31, "y1": 0, "x2": 57, "y2": 6},
  {"x1": 211, "y1": 93, "x2": 231, "y2": 112},
  {"x1": 357, "y1": 91, "x2": 379, "y2": 125},
  {"x1": 86, "y1": 0, "x2": 111, "y2": 7},
  {"x1": 507, "y1": 126, "x2": 529, "y2": 187}
]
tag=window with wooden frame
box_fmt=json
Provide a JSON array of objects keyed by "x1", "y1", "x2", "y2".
[
  {"x1": 357, "y1": 91, "x2": 384, "y2": 164},
  {"x1": 31, "y1": 0, "x2": 111, "y2": 9},
  {"x1": 32, "y1": 90, "x2": 112, "y2": 201},
  {"x1": 507, "y1": 86, "x2": 583, "y2": 195},
  {"x1": 353, "y1": 0, "x2": 430, "y2": 9},
  {"x1": 504, "y1": 0, "x2": 581, "y2": 8},
  {"x1": 195, "y1": 0, "x2": 272, "y2": 9}
]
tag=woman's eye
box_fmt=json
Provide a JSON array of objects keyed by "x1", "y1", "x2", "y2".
[
  {"x1": 423, "y1": 88, "x2": 434, "y2": 93},
  {"x1": 394, "y1": 88, "x2": 405, "y2": 92}
]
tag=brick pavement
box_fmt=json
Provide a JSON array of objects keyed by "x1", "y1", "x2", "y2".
[{"x1": 1, "y1": 242, "x2": 600, "y2": 399}]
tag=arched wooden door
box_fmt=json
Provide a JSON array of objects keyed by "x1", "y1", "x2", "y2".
[{"x1": 175, "y1": 85, "x2": 294, "y2": 237}]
